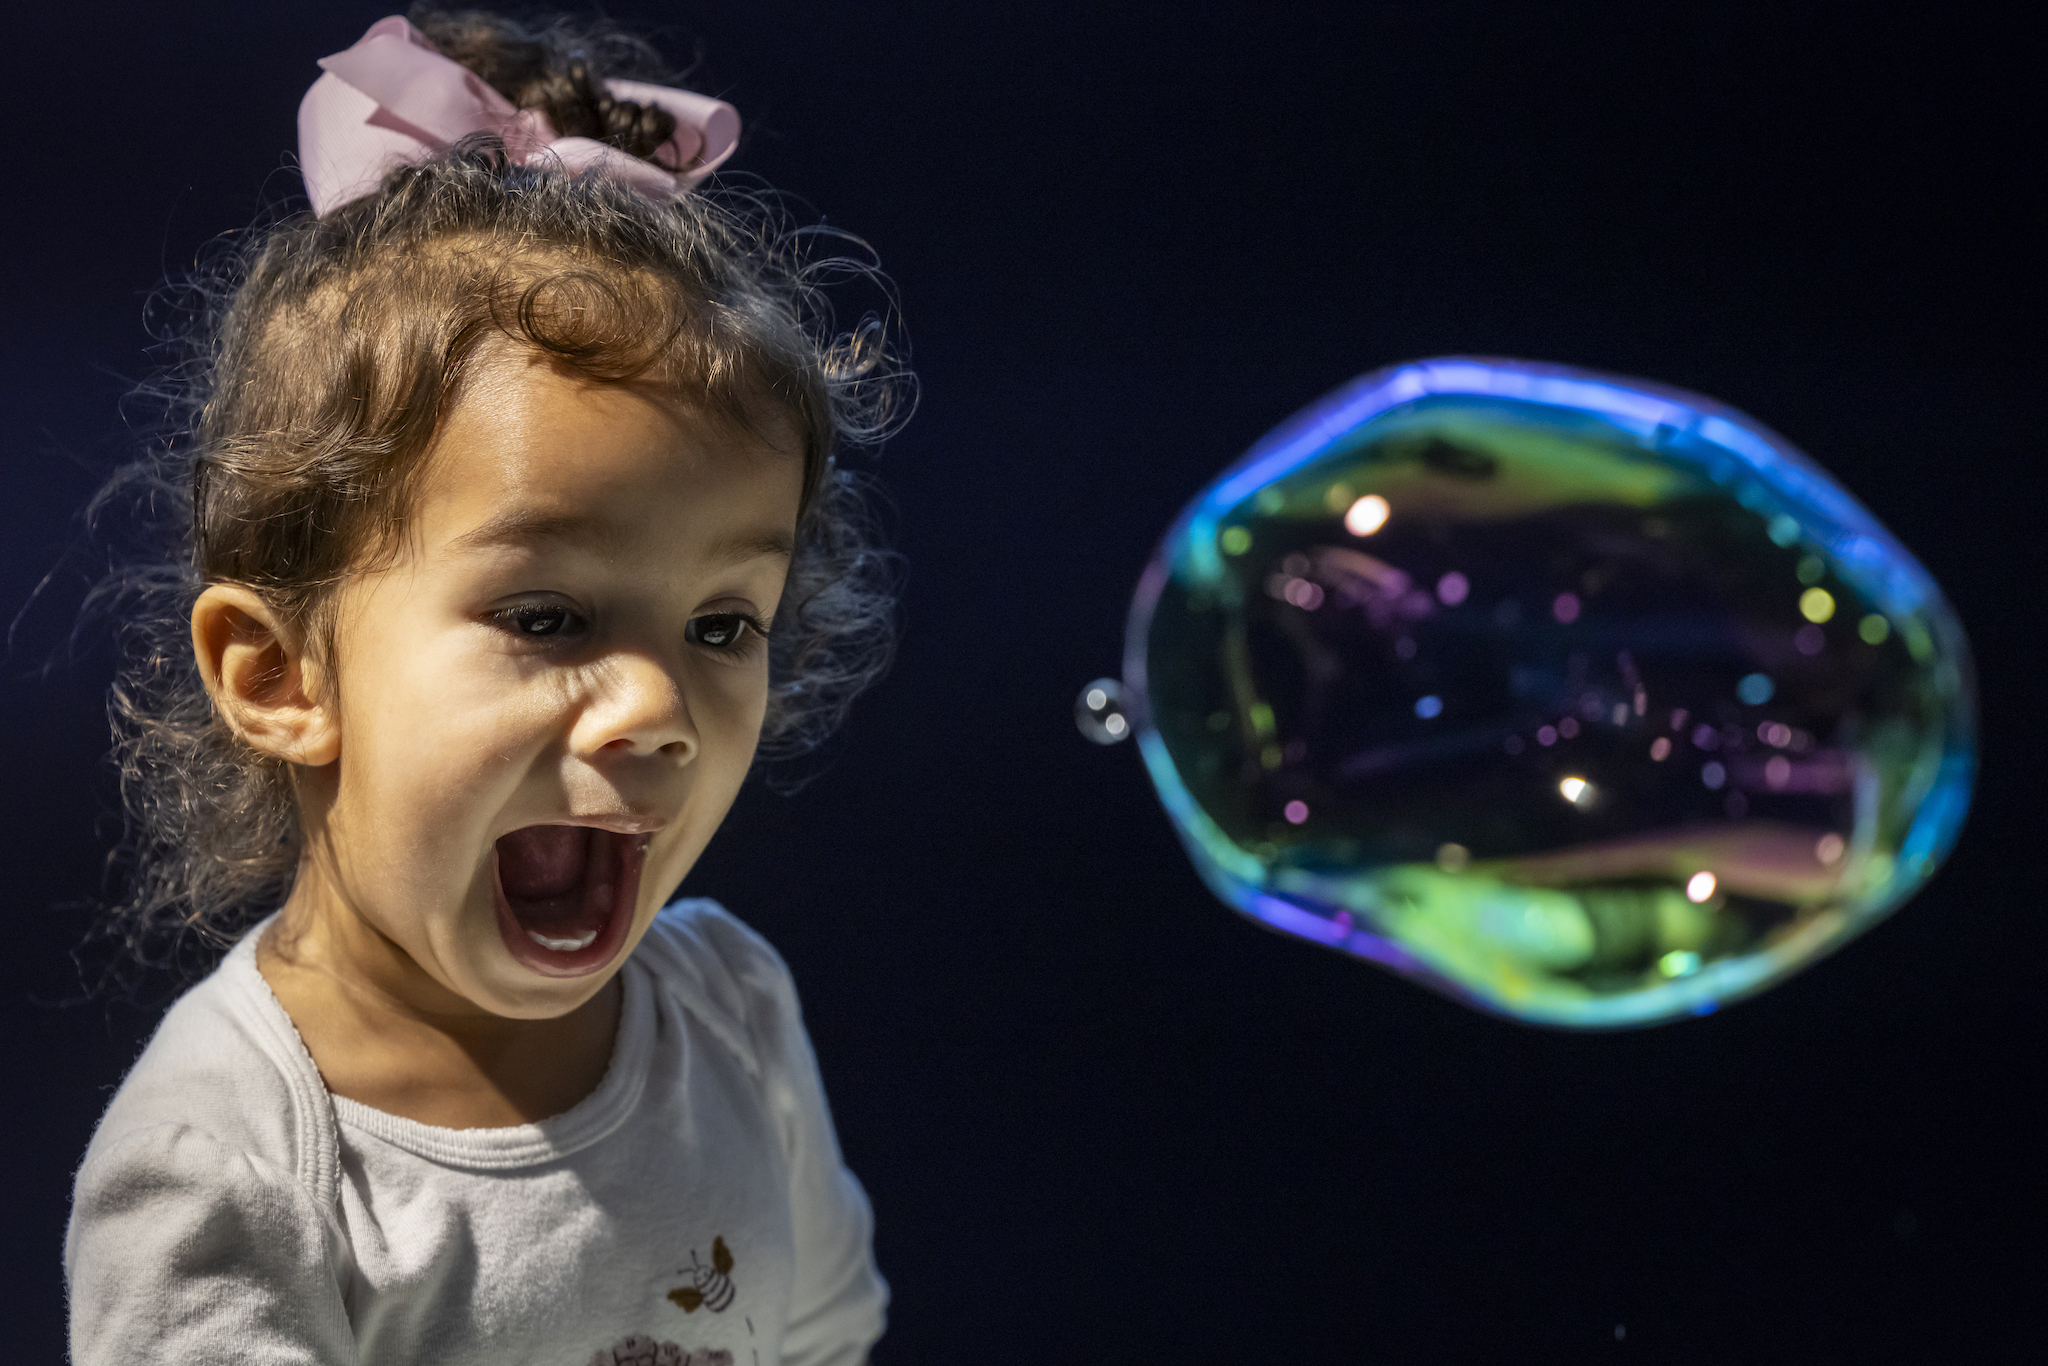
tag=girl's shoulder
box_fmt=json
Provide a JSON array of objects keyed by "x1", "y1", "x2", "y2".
[
  {"x1": 72, "y1": 924, "x2": 340, "y2": 1213},
  {"x1": 633, "y1": 898, "x2": 815, "y2": 1101}
]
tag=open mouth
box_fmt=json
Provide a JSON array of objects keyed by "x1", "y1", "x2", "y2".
[{"x1": 491, "y1": 825, "x2": 648, "y2": 978}]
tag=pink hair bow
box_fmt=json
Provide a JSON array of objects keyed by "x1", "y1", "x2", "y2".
[{"x1": 297, "y1": 16, "x2": 740, "y2": 217}]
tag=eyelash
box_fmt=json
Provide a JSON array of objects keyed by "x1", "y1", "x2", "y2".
[
  {"x1": 489, "y1": 604, "x2": 770, "y2": 659},
  {"x1": 685, "y1": 612, "x2": 772, "y2": 658}
]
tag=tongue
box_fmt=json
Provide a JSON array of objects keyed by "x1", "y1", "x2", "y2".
[{"x1": 498, "y1": 826, "x2": 593, "y2": 926}]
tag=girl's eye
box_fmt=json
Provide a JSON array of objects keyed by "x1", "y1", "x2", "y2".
[
  {"x1": 496, "y1": 604, "x2": 585, "y2": 639},
  {"x1": 685, "y1": 613, "x2": 763, "y2": 650}
]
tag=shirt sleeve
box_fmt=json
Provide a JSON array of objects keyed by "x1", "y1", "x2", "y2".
[
  {"x1": 742, "y1": 943, "x2": 888, "y2": 1366},
  {"x1": 66, "y1": 1122, "x2": 354, "y2": 1365}
]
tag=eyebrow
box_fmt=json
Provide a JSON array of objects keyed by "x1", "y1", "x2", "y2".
[{"x1": 448, "y1": 510, "x2": 794, "y2": 566}]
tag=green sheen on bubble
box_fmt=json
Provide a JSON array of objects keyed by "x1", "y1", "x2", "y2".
[{"x1": 1123, "y1": 358, "x2": 1975, "y2": 1027}]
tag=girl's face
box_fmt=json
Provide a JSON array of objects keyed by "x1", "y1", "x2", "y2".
[{"x1": 297, "y1": 347, "x2": 803, "y2": 1019}]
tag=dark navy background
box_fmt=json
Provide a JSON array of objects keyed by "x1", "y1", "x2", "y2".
[{"x1": 5, "y1": 4, "x2": 2039, "y2": 1360}]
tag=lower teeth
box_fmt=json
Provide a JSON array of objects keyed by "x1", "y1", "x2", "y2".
[{"x1": 528, "y1": 928, "x2": 598, "y2": 952}]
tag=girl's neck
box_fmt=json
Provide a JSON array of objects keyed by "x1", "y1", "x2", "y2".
[{"x1": 256, "y1": 874, "x2": 623, "y2": 1130}]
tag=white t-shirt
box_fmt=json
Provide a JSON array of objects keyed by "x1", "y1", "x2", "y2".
[{"x1": 65, "y1": 900, "x2": 886, "y2": 1366}]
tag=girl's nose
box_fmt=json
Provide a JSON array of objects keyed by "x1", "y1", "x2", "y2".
[{"x1": 573, "y1": 652, "x2": 698, "y2": 762}]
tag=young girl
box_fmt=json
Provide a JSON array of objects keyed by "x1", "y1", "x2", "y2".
[{"x1": 65, "y1": 10, "x2": 904, "y2": 1364}]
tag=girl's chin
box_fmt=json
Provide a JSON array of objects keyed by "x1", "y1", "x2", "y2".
[{"x1": 489, "y1": 826, "x2": 648, "y2": 979}]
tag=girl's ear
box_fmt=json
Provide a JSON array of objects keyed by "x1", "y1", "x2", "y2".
[{"x1": 190, "y1": 584, "x2": 341, "y2": 766}]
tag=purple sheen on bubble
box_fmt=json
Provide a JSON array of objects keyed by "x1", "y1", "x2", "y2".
[{"x1": 1122, "y1": 357, "x2": 1975, "y2": 1028}]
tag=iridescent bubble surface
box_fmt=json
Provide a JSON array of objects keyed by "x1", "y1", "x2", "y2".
[{"x1": 1124, "y1": 358, "x2": 1974, "y2": 1026}]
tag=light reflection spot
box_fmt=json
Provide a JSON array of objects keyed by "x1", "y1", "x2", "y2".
[
  {"x1": 1815, "y1": 833, "x2": 1846, "y2": 865},
  {"x1": 1283, "y1": 800, "x2": 1309, "y2": 825},
  {"x1": 1701, "y1": 761, "x2": 1727, "y2": 790},
  {"x1": 1650, "y1": 737, "x2": 1672, "y2": 760},
  {"x1": 1537, "y1": 725, "x2": 1558, "y2": 747},
  {"x1": 1220, "y1": 526, "x2": 1252, "y2": 556},
  {"x1": 1800, "y1": 587, "x2": 1837, "y2": 623},
  {"x1": 1765, "y1": 755, "x2": 1792, "y2": 789},
  {"x1": 1660, "y1": 949, "x2": 1703, "y2": 978},
  {"x1": 1436, "y1": 842, "x2": 1471, "y2": 872},
  {"x1": 1558, "y1": 776, "x2": 1590, "y2": 805},
  {"x1": 1437, "y1": 571, "x2": 1470, "y2": 606},
  {"x1": 1344, "y1": 494, "x2": 1390, "y2": 536},
  {"x1": 1283, "y1": 578, "x2": 1325, "y2": 610},
  {"x1": 1686, "y1": 871, "x2": 1718, "y2": 903},
  {"x1": 1415, "y1": 695, "x2": 1444, "y2": 719},
  {"x1": 1552, "y1": 592, "x2": 1581, "y2": 624},
  {"x1": 1859, "y1": 613, "x2": 1891, "y2": 645}
]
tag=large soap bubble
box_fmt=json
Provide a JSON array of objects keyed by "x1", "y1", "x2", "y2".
[{"x1": 1123, "y1": 358, "x2": 1974, "y2": 1026}]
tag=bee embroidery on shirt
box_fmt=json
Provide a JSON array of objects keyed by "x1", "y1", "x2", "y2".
[{"x1": 667, "y1": 1236, "x2": 736, "y2": 1313}]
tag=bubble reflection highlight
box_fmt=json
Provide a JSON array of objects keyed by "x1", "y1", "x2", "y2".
[
  {"x1": 1123, "y1": 357, "x2": 1976, "y2": 1027},
  {"x1": 1075, "y1": 678, "x2": 1132, "y2": 745}
]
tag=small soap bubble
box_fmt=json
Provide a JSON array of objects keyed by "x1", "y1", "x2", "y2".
[
  {"x1": 1123, "y1": 358, "x2": 1975, "y2": 1026},
  {"x1": 1074, "y1": 677, "x2": 1131, "y2": 745}
]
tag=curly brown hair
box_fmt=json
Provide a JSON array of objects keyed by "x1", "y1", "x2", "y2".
[{"x1": 89, "y1": 7, "x2": 911, "y2": 973}]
